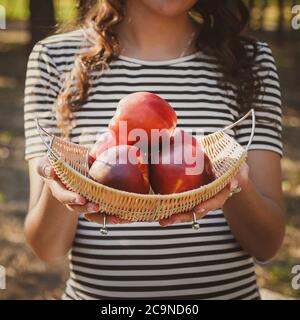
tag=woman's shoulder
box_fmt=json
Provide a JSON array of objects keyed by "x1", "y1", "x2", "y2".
[
  {"x1": 38, "y1": 28, "x2": 86, "y2": 48},
  {"x1": 244, "y1": 40, "x2": 276, "y2": 62},
  {"x1": 31, "y1": 29, "x2": 87, "y2": 73}
]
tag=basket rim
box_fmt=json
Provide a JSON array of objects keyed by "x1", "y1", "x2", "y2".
[{"x1": 49, "y1": 135, "x2": 247, "y2": 201}]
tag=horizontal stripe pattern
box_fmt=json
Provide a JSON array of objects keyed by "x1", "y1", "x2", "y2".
[{"x1": 24, "y1": 29, "x2": 282, "y2": 300}]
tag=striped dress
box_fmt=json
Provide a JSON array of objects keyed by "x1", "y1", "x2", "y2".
[{"x1": 24, "y1": 29, "x2": 282, "y2": 300}]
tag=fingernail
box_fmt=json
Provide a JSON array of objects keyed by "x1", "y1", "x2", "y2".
[
  {"x1": 74, "y1": 197, "x2": 85, "y2": 205},
  {"x1": 87, "y1": 203, "x2": 98, "y2": 213},
  {"x1": 195, "y1": 205, "x2": 206, "y2": 213},
  {"x1": 160, "y1": 222, "x2": 169, "y2": 228},
  {"x1": 159, "y1": 220, "x2": 168, "y2": 227},
  {"x1": 44, "y1": 165, "x2": 51, "y2": 178},
  {"x1": 84, "y1": 215, "x2": 91, "y2": 221},
  {"x1": 84, "y1": 214, "x2": 94, "y2": 222},
  {"x1": 230, "y1": 180, "x2": 238, "y2": 191}
]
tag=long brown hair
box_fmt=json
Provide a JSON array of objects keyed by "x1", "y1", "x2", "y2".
[{"x1": 56, "y1": 0, "x2": 260, "y2": 138}]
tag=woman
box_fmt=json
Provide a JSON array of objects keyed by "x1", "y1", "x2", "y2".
[{"x1": 24, "y1": 0, "x2": 285, "y2": 300}]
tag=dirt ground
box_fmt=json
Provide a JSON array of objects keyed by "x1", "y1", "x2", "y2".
[{"x1": 0, "y1": 27, "x2": 299, "y2": 300}]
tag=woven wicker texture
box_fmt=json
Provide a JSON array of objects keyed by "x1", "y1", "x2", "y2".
[{"x1": 37, "y1": 110, "x2": 255, "y2": 222}]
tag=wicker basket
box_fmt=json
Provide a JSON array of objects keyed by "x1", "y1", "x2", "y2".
[{"x1": 36, "y1": 109, "x2": 255, "y2": 232}]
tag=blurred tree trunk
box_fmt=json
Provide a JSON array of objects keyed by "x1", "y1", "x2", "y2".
[
  {"x1": 29, "y1": 0, "x2": 56, "y2": 48},
  {"x1": 277, "y1": 0, "x2": 285, "y2": 33},
  {"x1": 248, "y1": 0, "x2": 255, "y2": 29},
  {"x1": 259, "y1": 0, "x2": 268, "y2": 31},
  {"x1": 248, "y1": 0, "x2": 255, "y2": 11},
  {"x1": 76, "y1": 0, "x2": 96, "y2": 22}
]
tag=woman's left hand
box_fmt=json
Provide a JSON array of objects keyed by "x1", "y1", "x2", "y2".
[{"x1": 159, "y1": 163, "x2": 249, "y2": 227}]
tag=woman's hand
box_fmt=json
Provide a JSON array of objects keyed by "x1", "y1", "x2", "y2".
[
  {"x1": 159, "y1": 163, "x2": 249, "y2": 227},
  {"x1": 37, "y1": 156, "x2": 129, "y2": 224}
]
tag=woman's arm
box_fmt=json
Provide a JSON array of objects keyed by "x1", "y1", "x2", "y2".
[
  {"x1": 160, "y1": 150, "x2": 285, "y2": 262},
  {"x1": 25, "y1": 156, "x2": 132, "y2": 262},
  {"x1": 222, "y1": 150, "x2": 285, "y2": 262},
  {"x1": 24, "y1": 157, "x2": 107, "y2": 262},
  {"x1": 25, "y1": 157, "x2": 83, "y2": 262}
]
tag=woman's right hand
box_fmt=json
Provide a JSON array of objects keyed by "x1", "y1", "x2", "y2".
[{"x1": 36, "y1": 155, "x2": 127, "y2": 224}]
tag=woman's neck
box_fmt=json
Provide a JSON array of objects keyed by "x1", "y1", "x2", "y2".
[{"x1": 114, "y1": 1, "x2": 199, "y2": 61}]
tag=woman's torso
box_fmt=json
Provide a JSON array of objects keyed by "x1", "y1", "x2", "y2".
[{"x1": 25, "y1": 29, "x2": 282, "y2": 300}]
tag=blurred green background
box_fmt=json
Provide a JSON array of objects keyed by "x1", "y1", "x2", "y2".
[
  {"x1": 0, "y1": 0, "x2": 299, "y2": 300},
  {"x1": 0, "y1": 0, "x2": 76, "y2": 21}
]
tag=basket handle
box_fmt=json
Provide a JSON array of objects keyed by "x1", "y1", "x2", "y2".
[
  {"x1": 221, "y1": 109, "x2": 256, "y2": 151},
  {"x1": 35, "y1": 117, "x2": 58, "y2": 160}
]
